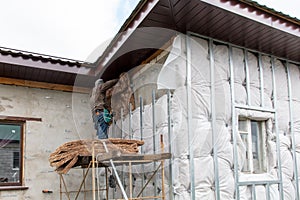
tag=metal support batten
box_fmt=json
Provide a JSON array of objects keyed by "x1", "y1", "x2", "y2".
[
  {"x1": 140, "y1": 96, "x2": 144, "y2": 148},
  {"x1": 209, "y1": 38, "x2": 220, "y2": 200},
  {"x1": 244, "y1": 49, "x2": 251, "y2": 106},
  {"x1": 229, "y1": 45, "x2": 240, "y2": 199},
  {"x1": 271, "y1": 57, "x2": 284, "y2": 200},
  {"x1": 286, "y1": 61, "x2": 300, "y2": 200},
  {"x1": 121, "y1": 108, "x2": 124, "y2": 138},
  {"x1": 121, "y1": 108, "x2": 126, "y2": 191},
  {"x1": 185, "y1": 34, "x2": 195, "y2": 200},
  {"x1": 258, "y1": 54, "x2": 264, "y2": 107},
  {"x1": 129, "y1": 162, "x2": 133, "y2": 199},
  {"x1": 152, "y1": 90, "x2": 157, "y2": 154},
  {"x1": 252, "y1": 184, "x2": 256, "y2": 200},
  {"x1": 140, "y1": 96, "x2": 145, "y2": 197},
  {"x1": 129, "y1": 103, "x2": 132, "y2": 139},
  {"x1": 152, "y1": 90, "x2": 158, "y2": 198},
  {"x1": 167, "y1": 90, "x2": 174, "y2": 200},
  {"x1": 266, "y1": 183, "x2": 270, "y2": 200}
]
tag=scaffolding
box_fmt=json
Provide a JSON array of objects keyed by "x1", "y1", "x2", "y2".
[
  {"x1": 59, "y1": 137, "x2": 171, "y2": 200},
  {"x1": 59, "y1": 163, "x2": 105, "y2": 200}
]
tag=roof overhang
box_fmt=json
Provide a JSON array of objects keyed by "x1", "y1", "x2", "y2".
[
  {"x1": 0, "y1": 48, "x2": 96, "y2": 88},
  {"x1": 203, "y1": 0, "x2": 299, "y2": 37},
  {"x1": 0, "y1": 53, "x2": 88, "y2": 75},
  {"x1": 96, "y1": 0, "x2": 300, "y2": 80}
]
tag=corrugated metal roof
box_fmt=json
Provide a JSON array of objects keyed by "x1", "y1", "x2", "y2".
[
  {"x1": 0, "y1": 47, "x2": 84, "y2": 68},
  {"x1": 0, "y1": 47, "x2": 96, "y2": 87},
  {"x1": 241, "y1": 0, "x2": 300, "y2": 25}
]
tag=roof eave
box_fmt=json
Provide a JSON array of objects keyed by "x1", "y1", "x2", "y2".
[
  {"x1": 95, "y1": 0, "x2": 300, "y2": 79},
  {"x1": 201, "y1": 0, "x2": 299, "y2": 37},
  {"x1": 94, "y1": 0, "x2": 160, "y2": 76}
]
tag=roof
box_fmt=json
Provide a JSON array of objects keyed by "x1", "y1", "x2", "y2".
[
  {"x1": 0, "y1": 47, "x2": 83, "y2": 67},
  {"x1": 241, "y1": 0, "x2": 300, "y2": 25},
  {"x1": 0, "y1": 47, "x2": 96, "y2": 88},
  {"x1": 95, "y1": 0, "x2": 300, "y2": 80}
]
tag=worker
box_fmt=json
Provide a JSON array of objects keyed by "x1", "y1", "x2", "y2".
[{"x1": 90, "y1": 78, "x2": 118, "y2": 139}]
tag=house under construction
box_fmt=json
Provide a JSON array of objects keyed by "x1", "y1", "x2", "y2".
[{"x1": 0, "y1": 0, "x2": 300, "y2": 200}]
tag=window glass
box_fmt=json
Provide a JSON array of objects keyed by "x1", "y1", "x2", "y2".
[
  {"x1": 251, "y1": 121, "x2": 258, "y2": 159},
  {"x1": 0, "y1": 123, "x2": 22, "y2": 185},
  {"x1": 13, "y1": 152, "x2": 20, "y2": 169},
  {"x1": 239, "y1": 119, "x2": 267, "y2": 174},
  {"x1": 240, "y1": 133, "x2": 250, "y2": 172}
]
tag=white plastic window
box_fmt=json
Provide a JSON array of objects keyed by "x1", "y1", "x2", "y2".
[{"x1": 238, "y1": 119, "x2": 267, "y2": 174}]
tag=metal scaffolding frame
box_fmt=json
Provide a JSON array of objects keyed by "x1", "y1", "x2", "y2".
[
  {"x1": 59, "y1": 163, "x2": 109, "y2": 200},
  {"x1": 185, "y1": 33, "x2": 196, "y2": 200},
  {"x1": 92, "y1": 140, "x2": 171, "y2": 200},
  {"x1": 270, "y1": 57, "x2": 284, "y2": 200}
]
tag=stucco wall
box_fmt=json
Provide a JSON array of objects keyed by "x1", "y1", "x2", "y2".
[{"x1": 0, "y1": 84, "x2": 95, "y2": 200}]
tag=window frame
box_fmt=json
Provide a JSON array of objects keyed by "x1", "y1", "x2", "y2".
[
  {"x1": 238, "y1": 118, "x2": 267, "y2": 174},
  {"x1": 0, "y1": 120, "x2": 25, "y2": 187}
]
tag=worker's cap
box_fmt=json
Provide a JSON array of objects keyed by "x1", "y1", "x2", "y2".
[{"x1": 95, "y1": 79, "x2": 103, "y2": 86}]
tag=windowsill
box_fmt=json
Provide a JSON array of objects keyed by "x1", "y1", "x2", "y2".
[{"x1": 0, "y1": 186, "x2": 29, "y2": 191}]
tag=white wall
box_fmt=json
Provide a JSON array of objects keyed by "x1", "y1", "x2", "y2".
[{"x1": 116, "y1": 34, "x2": 300, "y2": 200}]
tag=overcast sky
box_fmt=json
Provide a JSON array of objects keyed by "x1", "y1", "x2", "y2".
[{"x1": 0, "y1": 0, "x2": 298, "y2": 61}]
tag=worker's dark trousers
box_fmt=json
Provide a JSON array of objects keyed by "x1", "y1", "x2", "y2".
[{"x1": 93, "y1": 111, "x2": 109, "y2": 139}]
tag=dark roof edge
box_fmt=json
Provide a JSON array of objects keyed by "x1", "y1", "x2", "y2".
[
  {"x1": 93, "y1": 0, "x2": 148, "y2": 68},
  {"x1": 241, "y1": 0, "x2": 300, "y2": 25},
  {"x1": 116, "y1": 0, "x2": 148, "y2": 36},
  {"x1": 0, "y1": 46, "x2": 93, "y2": 68}
]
